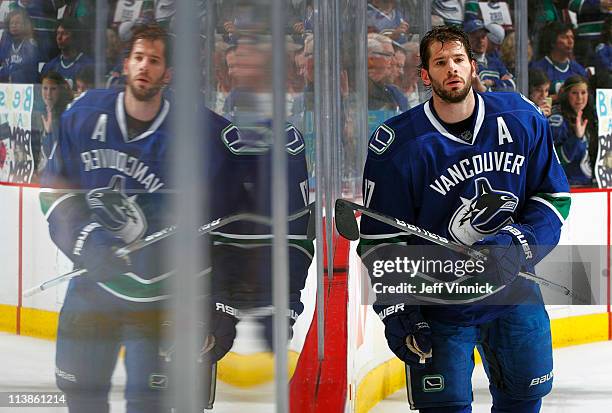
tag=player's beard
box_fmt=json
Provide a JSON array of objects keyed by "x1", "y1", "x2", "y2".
[
  {"x1": 430, "y1": 72, "x2": 473, "y2": 104},
  {"x1": 126, "y1": 73, "x2": 166, "y2": 102}
]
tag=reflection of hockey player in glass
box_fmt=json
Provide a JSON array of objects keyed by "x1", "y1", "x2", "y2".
[
  {"x1": 208, "y1": 120, "x2": 312, "y2": 350},
  {"x1": 359, "y1": 26, "x2": 571, "y2": 412},
  {"x1": 39, "y1": 24, "x2": 235, "y2": 412},
  {"x1": 213, "y1": 36, "x2": 313, "y2": 351}
]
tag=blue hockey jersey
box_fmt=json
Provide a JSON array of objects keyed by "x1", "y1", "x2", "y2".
[
  {"x1": 40, "y1": 88, "x2": 176, "y2": 307},
  {"x1": 359, "y1": 91, "x2": 571, "y2": 324},
  {"x1": 476, "y1": 53, "x2": 515, "y2": 92},
  {"x1": 529, "y1": 57, "x2": 588, "y2": 95},
  {"x1": 40, "y1": 88, "x2": 312, "y2": 310},
  {"x1": 40, "y1": 52, "x2": 94, "y2": 90},
  {"x1": 0, "y1": 37, "x2": 40, "y2": 83},
  {"x1": 208, "y1": 113, "x2": 313, "y2": 311}
]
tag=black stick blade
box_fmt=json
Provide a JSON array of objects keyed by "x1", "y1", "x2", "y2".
[{"x1": 335, "y1": 199, "x2": 360, "y2": 240}]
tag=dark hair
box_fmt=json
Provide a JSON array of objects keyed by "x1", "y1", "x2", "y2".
[
  {"x1": 528, "y1": 69, "x2": 550, "y2": 92},
  {"x1": 126, "y1": 24, "x2": 172, "y2": 67},
  {"x1": 75, "y1": 66, "x2": 95, "y2": 86},
  {"x1": 419, "y1": 25, "x2": 474, "y2": 70},
  {"x1": 57, "y1": 17, "x2": 81, "y2": 34},
  {"x1": 40, "y1": 70, "x2": 74, "y2": 116},
  {"x1": 538, "y1": 21, "x2": 574, "y2": 57},
  {"x1": 557, "y1": 75, "x2": 593, "y2": 119}
]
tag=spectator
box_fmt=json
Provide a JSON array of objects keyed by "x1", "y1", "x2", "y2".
[
  {"x1": 367, "y1": 33, "x2": 406, "y2": 111},
  {"x1": 500, "y1": 31, "x2": 533, "y2": 75},
  {"x1": 9, "y1": 0, "x2": 63, "y2": 61},
  {"x1": 485, "y1": 22, "x2": 505, "y2": 59},
  {"x1": 466, "y1": 0, "x2": 513, "y2": 30},
  {"x1": 528, "y1": 69, "x2": 553, "y2": 117},
  {"x1": 0, "y1": 8, "x2": 39, "y2": 83},
  {"x1": 568, "y1": 0, "x2": 612, "y2": 67},
  {"x1": 400, "y1": 41, "x2": 422, "y2": 108},
  {"x1": 75, "y1": 65, "x2": 94, "y2": 96},
  {"x1": 593, "y1": 15, "x2": 612, "y2": 88},
  {"x1": 464, "y1": 0, "x2": 480, "y2": 21},
  {"x1": 106, "y1": 27, "x2": 122, "y2": 74},
  {"x1": 35, "y1": 70, "x2": 73, "y2": 173},
  {"x1": 40, "y1": 18, "x2": 94, "y2": 91},
  {"x1": 390, "y1": 43, "x2": 406, "y2": 88},
  {"x1": 105, "y1": 21, "x2": 136, "y2": 88},
  {"x1": 367, "y1": 0, "x2": 410, "y2": 43},
  {"x1": 431, "y1": 0, "x2": 465, "y2": 26},
  {"x1": 549, "y1": 75, "x2": 597, "y2": 186},
  {"x1": 528, "y1": 0, "x2": 567, "y2": 53},
  {"x1": 465, "y1": 19, "x2": 515, "y2": 92},
  {"x1": 62, "y1": 0, "x2": 95, "y2": 27},
  {"x1": 530, "y1": 21, "x2": 588, "y2": 97},
  {"x1": 291, "y1": 34, "x2": 315, "y2": 115}
]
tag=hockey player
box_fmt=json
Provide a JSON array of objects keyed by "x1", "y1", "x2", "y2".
[
  {"x1": 40, "y1": 22, "x2": 312, "y2": 410},
  {"x1": 38, "y1": 24, "x2": 240, "y2": 412},
  {"x1": 359, "y1": 25, "x2": 570, "y2": 412},
  {"x1": 211, "y1": 37, "x2": 313, "y2": 350}
]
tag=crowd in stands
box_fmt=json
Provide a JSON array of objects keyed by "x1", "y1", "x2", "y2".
[
  {"x1": 373, "y1": 0, "x2": 611, "y2": 187},
  {"x1": 0, "y1": 0, "x2": 610, "y2": 187}
]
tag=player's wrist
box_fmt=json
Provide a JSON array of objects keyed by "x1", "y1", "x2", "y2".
[
  {"x1": 73, "y1": 224, "x2": 130, "y2": 281},
  {"x1": 383, "y1": 310, "x2": 432, "y2": 368},
  {"x1": 499, "y1": 223, "x2": 537, "y2": 265}
]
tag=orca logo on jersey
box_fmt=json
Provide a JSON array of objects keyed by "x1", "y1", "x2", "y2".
[
  {"x1": 448, "y1": 178, "x2": 518, "y2": 245},
  {"x1": 86, "y1": 175, "x2": 147, "y2": 244}
]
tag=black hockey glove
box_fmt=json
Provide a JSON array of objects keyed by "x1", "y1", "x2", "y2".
[
  {"x1": 75, "y1": 225, "x2": 131, "y2": 283},
  {"x1": 384, "y1": 311, "x2": 432, "y2": 368},
  {"x1": 472, "y1": 224, "x2": 537, "y2": 286},
  {"x1": 204, "y1": 303, "x2": 239, "y2": 363}
]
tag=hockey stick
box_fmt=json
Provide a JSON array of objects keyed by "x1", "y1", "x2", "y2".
[
  {"x1": 335, "y1": 198, "x2": 589, "y2": 303},
  {"x1": 24, "y1": 203, "x2": 315, "y2": 297}
]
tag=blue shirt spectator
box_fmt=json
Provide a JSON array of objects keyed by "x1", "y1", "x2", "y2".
[
  {"x1": 595, "y1": 42, "x2": 612, "y2": 71},
  {"x1": 0, "y1": 9, "x2": 40, "y2": 83},
  {"x1": 367, "y1": 0, "x2": 409, "y2": 43},
  {"x1": 530, "y1": 57, "x2": 588, "y2": 95},
  {"x1": 549, "y1": 76, "x2": 596, "y2": 186},
  {"x1": 9, "y1": 0, "x2": 62, "y2": 60},
  {"x1": 465, "y1": 19, "x2": 515, "y2": 92},
  {"x1": 39, "y1": 18, "x2": 93, "y2": 90},
  {"x1": 530, "y1": 21, "x2": 588, "y2": 96}
]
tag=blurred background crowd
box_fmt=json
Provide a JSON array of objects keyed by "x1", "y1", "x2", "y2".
[{"x1": 1, "y1": 0, "x2": 610, "y2": 187}]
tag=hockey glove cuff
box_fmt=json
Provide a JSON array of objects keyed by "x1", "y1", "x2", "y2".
[
  {"x1": 383, "y1": 311, "x2": 432, "y2": 368},
  {"x1": 205, "y1": 303, "x2": 239, "y2": 363},
  {"x1": 473, "y1": 224, "x2": 537, "y2": 286}
]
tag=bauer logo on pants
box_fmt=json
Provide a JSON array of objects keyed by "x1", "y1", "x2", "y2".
[{"x1": 422, "y1": 375, "x2": 444, "y2": 392}]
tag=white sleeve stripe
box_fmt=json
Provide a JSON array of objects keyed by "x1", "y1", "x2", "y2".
[
  {"x1": 44, "y1": 193, "x2": 77, "y2": 220},
  {"x1": 541, "y1": 192, "x2": 571, "y2": 198},
  {"x1": 530, "y1": 196, "x2": 565, "y2": 224},
  {"x1": 360, "y1": 232, "x2": 410, "y2": 240}
]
